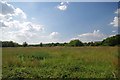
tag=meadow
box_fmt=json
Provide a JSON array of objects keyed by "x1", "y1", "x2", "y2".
[{"x1": 2, "y1": 47, "x2": 119, "y2": 79}]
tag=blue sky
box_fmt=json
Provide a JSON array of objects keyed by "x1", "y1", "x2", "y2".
[{"x1": 0, "y1": 1, "x2": 119, "y2": 43}]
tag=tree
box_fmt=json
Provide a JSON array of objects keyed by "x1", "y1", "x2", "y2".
[
  {"x1": 0, "y1": 41, "x2": 2, "y2": 47},
  {"x1": 83, "y1": 42, "x2": 88, "y2": 46},
  {"x1": 2, "y1": 41, "x2": 20, "y2": 47},
  {"x1": 102, "y1": 34, "x2": 120, "y2": 46},
  {"x1": 40, "y1": 42, "x2": 43, "y2": 47},
  {"x1": 9, "y1": 41, "x2": 14, "y2": 47},
  {"x1": 94, "y1": 41, "x2": 102, "y2": 46},
  {"x1": 87, "y1": 42, "x2": 94, "y2": 46},
  {"x1": 69, "y1": 39, "x2": 84, "y2": 47},
  {"x1": 63, "y1": 42, "x2": 68, "y2": 46},
  {"x1": 23, "y1": 42, "x2": 28, "y2": 47}
]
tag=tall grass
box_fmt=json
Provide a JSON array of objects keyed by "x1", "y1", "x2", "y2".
[{"x1": 2, "y1": 47, "x2": 119, "y2": 78}]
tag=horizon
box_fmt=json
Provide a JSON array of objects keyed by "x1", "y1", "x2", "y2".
[
  {"x1": 1, "y1": 34, "x2": 119, "y2": 45},
  {"x1": 0, "y1": 1, "x2": 119, "y2": 44}
]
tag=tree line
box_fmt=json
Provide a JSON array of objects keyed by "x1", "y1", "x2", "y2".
[{"x1": 1, "y1": 34, "x2": 120, "y2": 47}]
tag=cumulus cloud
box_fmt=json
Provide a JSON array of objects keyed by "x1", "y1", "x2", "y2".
[
  {"x1": 4, "y1": 31, "x2": 60, "y2": 44},
  {"x1": 0, "y1": 1, "x2": 27, "y2": 29},
  {"x1": 57, "y1": 2, "x2": 69, "y2": 11},
  {"x1": 1, "y1": 20, "x2": 44, "y2": 31},
  {"x1": 0, "y1": 1, "x2": 27, "y2": 20},
  {"x1": 74, "y1": 30, "x2": 107, "y2": 42},
  {"x1": 1, "y1": 20, "x2": 45, "y2": 43},
  {"x1": 0, "y1": 1, "x2": 62, "y2": 43},
  {"x1": 0, "y1": 1, "x2": 48, "y2": 43},
  {"x1": 110, "y1": 16, "x2": 119, "y2": 27},
  {"x1": 14, "y1": 8, "x2": 27, "y2": 19},
  {"x1": 114, "y1": 8, "x2": 120, "y2": 14},
  {"x1": 48, "y1": 32, "x2": 60, "y2": 42},
  {"x1": 110, "y1": 8, "x2": 120, "y2": 27},
  {"x1": 49, "y1": 32, "x2": 59, "y2": 39},
  {"x1": 0, "y1": 21, "x2": 7, "y2": 27},
  {"x1": 0, "y1": 1, "x2": 15, "y2": 15}
]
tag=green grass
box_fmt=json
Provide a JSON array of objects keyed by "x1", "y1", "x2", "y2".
[{"x1": 2, "y1": 47, "x2": 119, "y2": 78}]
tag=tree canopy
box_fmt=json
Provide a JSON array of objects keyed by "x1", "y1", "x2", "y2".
[
  {"x1": 102, "y1": 34, "x2": 120, "y2": 46},
  {"x1": 23, "y1": 42, "x2": 28, "y2": 47},
  {"x1": 69, "y1": 39, "x2": 84, "y2": 47}
]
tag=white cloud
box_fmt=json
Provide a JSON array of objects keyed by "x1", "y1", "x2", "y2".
[
  {"x1": 112, "y1": 30, "x2": 116, "y2": 33},
  {"x1": 45, "y1": 32, "x2": 61, "y2": 43},
  {"x1": 0, "y1": 1, "x2": 66, "y2": 44},
  {"x1": 0, "y1": 12, "x2": 13, "y2": 23},
  {"x1": 114, "y1": 8, "x2": 120, "y2": 14},
  {"x1": 110, "y1": 9, "x2": 120, "y2": 27},
  {"x1": 78, "y1": 30, "x2": 104, "y2": 37},
  {"x1": 1, "y1": 20, "x2": 44, "y2": 31},
  {"x1": 21, "y1": 22, "x2": 44, "y2": 32},
  {"x1": 14, "y1": 8, "x2": 27, "y2": 19},
  {"x1": 0, "y1": 1, "x2": 49, "y2": 43},
  {"x1": 1, "y1": 19, "x2": 45, "y2": 42},
  {"x1": 110, "y1": 16, "x2": 119, "y2": 27},
  {"x1": 57, "y1": 2, "x2": 69, "y2": 11},
  {"x1": 49, "y1": 32, "x2": 59, "y2": 39},
  {"x1": 75, "y1": 30, "x2": 107, "y2": 42},
  {"x1": 5, "y1": 31, "x2": 61, "y2": 44},
  {"x1": 0, "y1": 1, "x2": 61, "y2": 43},
  {"x1": 0, "y1": 1, "x2": 27, "y2": 21},
  {"x1": 0, "y1": 1, "x2": 15, "y2": 15}
]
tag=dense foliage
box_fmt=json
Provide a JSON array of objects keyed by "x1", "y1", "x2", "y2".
[
  {"x1": 1, "y1": 41, "x2": 20, "y2": 47},
  {"x1": 22, "y1": 42, "x2": 28, "y2": 47},
  {"x1": 102, "y1": 34, "x2": 120, "y2": 46},
  {"x1": 1, "y1": 34, "x2": 120, "y2": 47},
  {"x1": 68, "y1": 39, "x2": 84, "y2": 46}
]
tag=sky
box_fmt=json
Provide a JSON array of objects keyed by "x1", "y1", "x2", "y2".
[{"x1": 0, "y1": 1, "x2": 119, "y2": 44}]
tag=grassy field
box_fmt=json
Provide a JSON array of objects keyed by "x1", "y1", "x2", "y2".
[{"x1": 2, "y1": 47, "x2": 119, "y2": 78}]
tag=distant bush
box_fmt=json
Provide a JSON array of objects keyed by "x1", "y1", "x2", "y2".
[
  {"x1": 40, "y1": 42, "x2": 43, "y2": 47},
  {"x1": 23, "y1": 42, "x2": 28, "y2": 47},
  {"x1": 68, "y1": 39, "x2": 84, "y2": 47}
]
